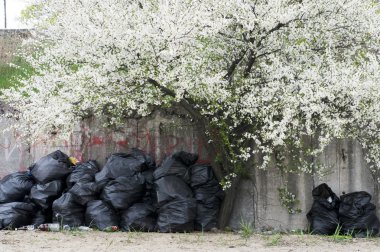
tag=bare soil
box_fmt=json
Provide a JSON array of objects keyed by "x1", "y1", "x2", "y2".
[{"x1": 0, "y1": 231, "x2": 379, "y2": 252}]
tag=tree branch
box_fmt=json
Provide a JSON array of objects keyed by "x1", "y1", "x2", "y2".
[
  {"x1": 224, "y1": 49, "x2": 248, "y2": 81},
  {"x1": 147, "y1": 78, "x2": 203, "y2": 120}
]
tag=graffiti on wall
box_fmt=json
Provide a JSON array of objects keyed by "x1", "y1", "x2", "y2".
[{"x1": 0, "y1": 118, "x2": 213, "y2": 177}]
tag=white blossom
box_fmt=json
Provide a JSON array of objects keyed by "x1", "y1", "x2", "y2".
[{"x1": 3, "y1": 0, "x2": 380, "y2": 177}]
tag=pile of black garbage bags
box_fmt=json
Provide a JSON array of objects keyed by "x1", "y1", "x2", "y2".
[
  {"x1": 0, "y1": 149, "x2": 224, "y2": 232},
  {"x1": 307, "y1": 183, "x2": 380, "y2": 237}
]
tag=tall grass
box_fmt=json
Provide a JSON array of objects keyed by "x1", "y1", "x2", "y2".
[{"x1": 0, "y1": 57, "x2": 34, "y2": 90}]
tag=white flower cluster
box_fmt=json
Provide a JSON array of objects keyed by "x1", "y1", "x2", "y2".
[
  {"x1": 278, "y1": 187, "x2": 302, "y2": 214},
  {"x1": 220, "y1": 173, "x2": 237, "y2": 191},
  {"x1": 3, "y1": 0, "x2": 380, "y2": 179}
]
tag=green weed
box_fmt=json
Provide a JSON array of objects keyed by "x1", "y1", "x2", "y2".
[
  {"x1": 267, "y1": 233, "x2": 282, "y2": 246},
  {"x1": 330, "y1": 225, "x2": 352, "y2": 242},
  {"x1": 239, "y1": 218, "x2": 254, "y2": 239},
  {"x1": 0, "y1": 57, "x2": 34, "y2": 90}
]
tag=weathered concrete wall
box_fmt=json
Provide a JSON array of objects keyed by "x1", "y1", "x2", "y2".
[
  {"x1": 0, "y1": 112, "x2": 211, "y2": 178},
  {"x1": 0, "y1": 113, "x2": 377, "y2": 231},
  {"x1": 229, "y1": 139, "x2": 377, "y2": 231},
  {"x1": 0, "y1": 29, "x2": 31, "y2": 63}
]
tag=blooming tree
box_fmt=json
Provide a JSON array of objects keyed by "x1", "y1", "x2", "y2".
[{"x1": 4, "y1": 0, "x2": 380, "y2": 225}]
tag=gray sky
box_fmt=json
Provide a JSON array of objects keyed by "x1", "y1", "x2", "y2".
[{"x1": 0, "y1": 0, "x2": 29, "y2": 29}]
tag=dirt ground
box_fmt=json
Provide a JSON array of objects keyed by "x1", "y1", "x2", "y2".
[{"x1": 1, "y1": 231, "x2": 380, "y2": 252}]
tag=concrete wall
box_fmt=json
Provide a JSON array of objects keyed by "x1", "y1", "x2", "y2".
[
  {"x1": 0, "y1": 29, "x2": 31, "y2": 64},
  {"x1": 0, "y1": 112, "x2": 211, "y2": 178},
  {"x1": 229, "y1": 139, "x2": 377, "y2": 231},
  {"x1": 0, "y1": 114, "x2": 377, "y2": 231}
]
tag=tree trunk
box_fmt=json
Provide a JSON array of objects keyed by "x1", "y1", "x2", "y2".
[{"x1": 218, "y1": 176, "x2": 241, "y2": 229}]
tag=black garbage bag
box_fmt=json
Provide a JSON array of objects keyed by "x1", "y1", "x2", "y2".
[
  {"x1": 29, "y1": 150, "x2": 73, "y2": 184},
  {"x1": 306, "y1": 183, "x2": 340, "y2": 235},
  {"x1": 173, "y1": 151, "x2": 199, "y2": 167},
  {"x1": 95, "y1": 149, "x2": 155, "y2": 187},
  {"x1": 85, "y1": 200, "x2": 119, "y2": 230},
  {"x1": 190, "y1": 165, "x2": 224, "y2": 231},
  {"x1": 66, "y1": 160, "x2": 99, "y2": 188},
  {"x1": 101, "y1": 175, "x2": 146, "y2": 210},
  {"x1": 155, "y1": 176, "x2": 193, "y2": 205},
  {"x1": 157, "y1": 198, "x2": 197, "y2": 233},
  {"x1": 191, "y1": 165, "x2": 224, "y2": 202},
  {"x1": 141, "y1": 169, "x2": 157, "y2": 207},
  {"x1": 193, "y1": 179, "x2": 224, "y2": 204},
  {"x1": 129, "y1": 148, "x2": 156, "y2": 171},
  {"x1": 29, "y1": 180, "x2": 65, "y2": 210},
  {"x1": 191, "y1": 164, "x2": 217, "y2": 188},
  {"x1": 155, "y1": 175, "x2": 196, "y2": 232},
  {"x1": 339, "y1": 191, "x2": 380, "y2": 237},
  {"x1": 120, "y1": 203, "x2": 157, "y2": 232},
  {"x1": 52, "y1": 193, "x2": 85, "y2": 227},
  {"x1": 31, "y1": 210, "x2": 47, "y2": 226},
  {"x1": 195, "y1": 204, "x2": 220, "y2": 231},
  {"x1": 153, "y1": 151, "x2": 198, "y2": 183},
  {"x1": 69, "y1": 182, "x2": 100, "y2": 205},
  {"x1": 0, "y1": 202, "x2": 35, "y2": 229},
  {"x1": 0, "y1": 172, "x2": 35, "y2": 203}
]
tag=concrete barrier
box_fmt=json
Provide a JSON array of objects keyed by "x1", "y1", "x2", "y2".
[{"x1": 0, "y1": 113, "x2": 377, "y2": 231}]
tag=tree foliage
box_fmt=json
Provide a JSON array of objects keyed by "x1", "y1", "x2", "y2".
[{"x1": 3, "y1": 0, "x2": 380, "y2": 182}]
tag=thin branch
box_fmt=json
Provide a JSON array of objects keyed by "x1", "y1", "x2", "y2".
[
  {"x1": 224, "y1": 49, "x2": 248, "y2": 81},
  {"x1": 147, "y1": 78, "x2": 202, "y2": 120},
  {"x1": 244, "y1": 48, "x2": 281, "y2": 77}
]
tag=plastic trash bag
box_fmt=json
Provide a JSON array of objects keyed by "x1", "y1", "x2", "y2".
[
  {"x1": 153, "y1": 151, "x2": 198, "y2": 183},
  {"x1": 29, "y1": 150, "x2": 73, "y2": 184},
  {"x1": 157, "y1": 198, "x2": 197, "y2": 233},
  {"x1": 85, "y1": 200, "x2": 119, "y2": 231},
  {"x1": 173, "y1": 151, "x2": 199, "y2": 167},
  {"x1": 31, "y1": 210, "x2": 47, "y2": 226},
  {"x1": 141, "y1": 168, "x2": 157, "y2": 206},
  {"x1": 190, "y1": 165, "x2": 224, "y2": 231},
  {"x1": 101, "y1": 175, "x2": 146, "y2": 210},
  {"x1": 191, "y1": 164, "x2": 217, "y2": 188},
  {"x1": 130, "y1": 148, "x2": 156, "y2": 171},
  {"x1": 95, "y1": 149, "x2": 154, "y2": 188},
  {"x1": 69, "y1": 182, "x2": 100, "y2": 206},
  {"x1": 0, "y1": 172, "x2": 35, "y2": 203},
  {"x1": 0, "y1": 202, "x2": 35, "y2": 229},
  {"x1": 155, "y1": 176, "x2": 193, "y2": 205},
  {"x1": 155, "y1": 176, "x2": 196, "y2": 232},
  {"x1": 52, "y1": 193, "x2": 85, "y2": 227},
  {"x1": 339, "y1": 191, "x2": 380, "y2": 237},
  {"x1": 120, "y1": 203, "x2": 157, "y2": 232},
  {"x1": 30, "y1": 180, "x2": 64, "y2": 210},
  {"x1": 306, "y1": 183, "x2": 340, "y2": 235},
  {"x1": 66, "y1": 160, "x2": 99, "y2": 188},
  {"x1": 195, "y1": 204, "x2": 220, "y2": 231}
]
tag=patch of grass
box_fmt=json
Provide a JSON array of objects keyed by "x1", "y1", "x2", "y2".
[
  {"x1": 67, "y1": 229, "x2": 85, "y2": 237},
  {"x1": 330, "y1": 225, "x2": 352, "y2": 242},
  {"x1": 290, "y1": 229, "x2": 305, "y2": 235},
  {"x1": 48, "y1": 237, "x2": 60, "y2": 241},
  {"x1": 266, "y1": 233, "x2": 282, "y2": 246},
  {"x1": 125, "y1": 230, "x2": 145, "y2": 243},
  {"x1": 0, "y1": 57, "x2": 34, "y2": 90},
  {"x1": 239, "y1": 218, "x2": 254, "y2": 239}
]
